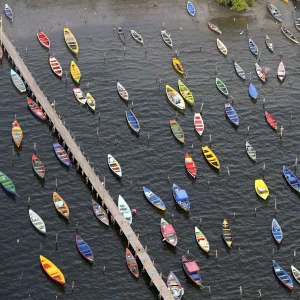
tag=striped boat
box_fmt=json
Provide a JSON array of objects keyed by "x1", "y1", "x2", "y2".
[
  {"x1": 53, "y1": 143, "x2": 71, "y2": 167},
  {"x1": 283, "y1": 166, "x2": 300, "y2": 193},
  {"x1": 195, "y1": 227, "x2": 209, "y2": 253},
  {"x1": 246, "y1": 141, "x2": 256, "y2": 162},
  {"x1": 222, "y1": 219, "x2": 232, "y2": 248},
  {"x1": 11, "y1": 69, "x2": 26, "y2": 93},
  {"x1": 225, "y1": 103, "x2": 239, "y2": 126},
  {"x1": 91, "y1": 199, "x2": 109, "y2": 226},
  {"x1": 272, "y1": 218, "x2": 282, "y2": 244},
  {"x1": 108, "y1": 154, "x2": 122, "y2": 178},
  {"x1": 170, "y1": 120, "x2": 184, "y2": 143},
  {"x1": 12, "y1": 120, "x2": 23, "y2": 147},
  {"x1": 40, "y1": 255, "x2": 65, "y2": 285},
  {"x1": 143, "y1": 186, "x2": 166, "y2": 211},
  {"x1": 0, "y1": 171, "x2": 16, "y2": 195},
  {"x1": 194, "y1": 112, "x2": 204, "y2": 136},
  {"x1": 49, "y1": 56, "x2": 63, "y2": 77},
  {"x1": 273, "y1": 260, "x2": 293, "y2": 290},
  {"x1": 29, "y1": 209, "x2": 46, "y2": 234},
  {"x1": 53, "y1": 192, "x2": 69, "y2": 219},
  {"x1": 37, "y1": 32, "x2": 50, "y2": 49},
  {"x1": 126, "y1": 110, "x2": 140, "y2": 134},
  {"x1": 70, "y1": 61, "x2": 81, "y2": 83},
  {"x1": 32, "y1": 154, "x2": 45, "y2": 179},
  {"x1": 4, "y1": 4, "x2": 13, "y2": 20},
  {"x1": 202, "y1": 145, "x2": 220, "y2": 169},
  {"x1": 233, "y1": 61, "x2": 246, "y2": 80},
  {"x1": 27, "y1": 98, "x2": 46, "y2": 120},
  {"x1": 64, "y1": 28, "x2": 79, "y2": 55},
  {"x1": 76, "y1": 235, "x2": 94, "y2": 262},
  {"x1": 117, "y1": 82, "x2": 129, "y2": 101},
  {"x1": 216, "y1": 77, "x2": 228, "y2": 96}
]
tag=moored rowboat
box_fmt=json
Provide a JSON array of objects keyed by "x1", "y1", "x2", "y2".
[
  {"x1": 216, "y1": 77, "x2": 228, "y2": 96},
  {"x1": 126, "y1": 248, "x2": 139, "y2": 277},
  {"x1": 246, "y1": 141, "x2": 256, "y2": 162},
  {"x1": 64, "y1": 27, "x2": 79, "y2": 55},
  {"x1": 185, "y1": 153, "x2": 197, "y2": 178},
  {"x1": 126, "y1": 110, "x2": 140, "y2": 134},
  {"x1": 170, "y1": 119, "x2": 184, "y2": 143},
  {"x1": 108, "y1": 154, "x2": 122, "y2": 178},
  {"x1": 267, "y1": 2, "x2": 282, "y2": 22},
  {"x1": 53, "y1": 192, "x2": 69, "y2": 219},
  {"x1": 12, "y1": 120, "x2": 23, "y2": 147},
  {"x1": 86, "y1": 93, "x2": 96, "y2": 111},
  {"x1": 194, "y1": 112, "x2": 204, "y2": 136},
  {"x1": 273, "y1": 260, "x2": 293, "y2": 290},
  {"x1": 29, "y1": 209, "x2": 46, "y2": 234},
  {"x1": 249, "y1": 38, "x2": 258, "y2": 56},
  {"x1": 233, "y1": 61, "x2": 246, "y2": 80},
  {"x1": 178, "y1": 80, "x2": 194, "y2": 105},
  {"x1": 207, "y1": 21, "x2": 222, "y2": 35},
  {"x1": 91, "y1": 199, "x2": 109, "y2": 226},
  {"x1": 172, "y1": 57, "x2": 184, "y2": 75},
  {"x1": 255, "y1": 63, "x2": 267, "y2": 82},
  {"x1": 283, "y1": 166, "x2": 300, "y2": 193},
  {"x1": 265, "y1": 34, "x2": 274, "y2": 52},
  {"x1": 166, "y1": 85, "x2": 185, "y2": 111},
  {"x1": 291, "y1": 265, "x2": 300, "y2": 283},
  {"x1": 161, "y1": 30, "x2": 173, "y2": 48},
  {"x1": 225, "y1": 103, "x2": 239, "y2": 126},
  {"x1": 161, "y1": 218, "x2": 178, "y2": 247},
  {"x1": 32, "y1": 154, "x2": 45, "y2": 179},
  {"x1": 11, "y1": 69, "x2": 26, "y2": 93},
  {"x1": 117, "y1": 82, "x2": 129, "y2": 101},
  {"x1": 143, "y1": 187, "x2": 166, "y2": 210},
  {"x1": 249, "y1": 82, "x2": 258, "y2": 99},
  {"x1": 271, "y1": 218, "x2": 282, "y2": 244},
  {"x1": 281, "y1": 26, "x2": 299, "y2": 44},
  {"x1": 53, "y1": 143, "x2": 71, "y2": 167},
  {"x1": 131, "y1": 30, "x2": 143, "y2": 44},
  {"x1": 265, "y1": 111, "x2": 277, "y2": 130},
  {"x1": 277, "y1": 60, "x2": 285, "y2": 82},
  {"x1": 187, "y1": 1, "x2": 196, "y2": 16},
  {"x1": 222, "y1": 219, "x2": 232, "y2": 248},
  {"x1": 70, "y1": 61, "x2": 81, "y2": 83},
  {"x1": 172, "y1": 183, "x2": 190, "y2": 211},
  {"x1": 167, "y1": 272, "x2": 184, "y2": 300},
  {"x1": 4, "y1": 4, "x2": 13, "y2": 20},
  {"x1": 255, "y1": 179, "x2": 269, "y2": 200},
  {"x1": 202, "y1": 145, "x2": 220, "y2": 169},
  {"x1": 37, "y1": 32, "x2": 50, "y2": 49},
  {"x1": 295, "y1": 18, "x2": 300, "y2": 31},
  {"x1": 216, "y1": 38, "x2": 227, "y2": 55},
  {"x1": 76, "y1": 235, "x2": 94, "y2": 262},
  {"x1": 49, "y1": 56, "x2": 63, "y2": 77},
  {"x1": 182, "y1": 256, "x2": 201, "y2": 286},
  {"x1": 40, "y1": 255, "x2": 65, "y2": 285},
  {"x1": 118, "y1": 195, "x2": 132, "y2": 224},
  {"x1": 73, "y1": 88, "x2": 87, "y2": 105},
  {"x1": 195, "y1": 227, "x2": 209, "y2": 253},
  {"x1": 0, "y1": 171, "x2": 16, "y2": 195},
  {"x1": 27, "y1": 98, "x2": 46, "y2": 120}
]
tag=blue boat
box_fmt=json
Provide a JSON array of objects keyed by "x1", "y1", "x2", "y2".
[
  {"x1": 271, "y1": 218, "x2": 283, "y2": 244},
  {"x1": 249, "y1": 83, "x2": 258, "y2": 99},
  {"x1": 143, "y1": 187, "x2": 166, "y2": 211},
  {"x1": 225, "y1": 103, "x2": 239, "y2": 126},
  {"x1": 53, "y1": 143, "x2": 71, "y2": 167},
  {"x1": 273, "y1": 260, "x2": 293, "y2": 290},
  {"x1": 4, "y1": 4, "x2": 13, "y2": 20},
  {"x1": 11, "y1": 69, "x2": 26, "y2": 93},
  {"x1": 283, "y1": 166, "x2": 300, "y2": 193},
  {"x1": 182, "y1": 256, "x2": 201, "y2": 286},
  {"x1": 125, "y1": 110, "x2": 140, "y2": 134},
  {"x1": 267, "y1": 3, "x2": 282, "y2": 22},
  {"x1": 187, "y1": 1, "x2": 195, "y2": 17},
  {"x1": 249, "y1": 39, "x2": 258, "y2": 56},
  {"x1": 172, "y1": 183, "x2": 190, "y2": 211},
  {"x1": 76, "y1": 235, "x2": 94, "y2": 263}
]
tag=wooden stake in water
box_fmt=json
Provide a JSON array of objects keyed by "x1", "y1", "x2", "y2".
[
  {"x1": 55, "y1": 178, "x2": 58, "y2": 191},
  {"x1": 263, "y1": 98, "x2": 265, "y2": 109},
  {"x1": 71, "y1": 281, "x2": 75, "y2": 293},
  {"x1": 28, "y1": 197, "x2": 30, "y2": 207},
  {"x1": 255, "y1": 207, "x2": 257, "y2": 216},
  {"x1": 55, "y1": 233, "x2": 58, "y2": 249},
  {"x1": 215, "y1": 250, "x2": 218, "y2": 258},
  {"x1": 34, "y1": 143, "x2": 36, "y2": 153},
  {"x1": 274, "y1": 197, "x2": 277, "y2": 213},
  {"x1": 233, "y1": 212, "x2": 236, "y2": 219},
  {"x1": 12, "y1": 145, "x2": 14, "y2": 165},
  {"x1": 294, "y1": 248, "x2": 297, "y2": 259},
  {"x1": 272, "y1": 247, "x2": 275, "y2": 258},
  {"x1": 247, "y1": 125, "x2": 250, "y2": 135},
  {"x1": 148, "y1": 133, "x2": 150, "y2": 146},
  {"x1": 104, "y1": 52, "x2": 106, "y2": 62},
  {"x1": 240, "y1": 286, "x2": 243, "y2": 298},
  {"x1": 258, "y1": 289, "x2": 262, "y2": 299},
  {"x1": 200, "y1": 103, "x2": 204, "y2": 114},
  {"x1": 96, "y1": 127, "x2": 99, "y2": 139},
  {"x1": 227, "y1": 166, "x2": 230, "y2": 179},
  {"x1": 209, "y1": 134, "x2": 212, "y2": 147},
  {"x1": 280, "y1": 125, "x2": 284, "y2": 139}
]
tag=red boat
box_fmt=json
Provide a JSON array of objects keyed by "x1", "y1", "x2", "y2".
[
  {"x1": 185, "y1": 153, "x2": 197, "y2": 178},
  {"x1": 37, "y1": 32, "x2": 50, "y2": 49},
  {"x1": 32, "y1": 154, "x2": 45, "y2": 179},
  {"x1": 161, "y1": 218, "x2": 178, "y2": 247},
  {"x1": 265, "y1": 111, "x2": 277, "y2": 131},
  {"x1": 194, "y1": 112, "x2": 204, "y2": 136},
  {"x1": 125, "y1": 248, "x2": 139, "y2": 277},
  {"x1": 49, "y1": 56, "x2": 63, "y2": 77},
  {"x1": 27, "y1": 98, "x2": 46, "y2": 120}
]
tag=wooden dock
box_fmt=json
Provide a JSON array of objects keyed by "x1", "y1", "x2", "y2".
[{"x1": 2, "y1": 30, "x2": 174, "y2": 299}]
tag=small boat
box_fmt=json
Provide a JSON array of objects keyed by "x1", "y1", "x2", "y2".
[
  {"x1": 131, "y1": 30, "x2": 143, "y2": 44},
  {"x1": 53, "y1": 143, "x2": 71, "y2": 167},
  {"x1": 291, "y1": 265, "x2": 300, "y2": 283},
  {"x1": 4, "y1": 4, "x2": 13, "y2": 20},
  {"x1": 222, "y1": 219, "x2": 232, "y2": 248},
  {"x1": 64, "y1": 27, "x2": 79, "y2": 55},
  {"x1": 125, "y1": 110, "x2": 140, "y2": 134},
  {"x1": 0, "y1": 171, "x2": 16, "y2": 195},
  {"x1": 27, "y1": 98, "x2": 46, "y2": 120},
  {"x1": 170, "y1": 119, "x2": 184, "y2": 143},
  {"x1": 161, "y1": 218, "x2": 178, "y2": 247},
  {"x1": 29, "y1": 209, "x2": 46, "y2": 234},
  {"x1": 195, "y1": 227, "x2": 209, "y2": 253},
  {"x1": 265, "y1": 35, "x2": 274, "y2": 52},
  {"x1": 255, "y1": 179, "x2": 269, "y2": 200},
  {"x1": 281, "y1": 27, "x2": 299, "y2": 44},
  {"x1": 277, "y1": 60, "x2": 285, "y2": 82},
  {"x1": 53, "y1": 192, "x2": 69, "y2": 219},
  {"x1": 118, "y1": 27, "x2": 126, "y2": 45},
  {"x1": 40, "y1": 255, "x2": 65, "y2": 285},
  {"x1": 73, "y1": 88, "x2": 87, "y2": 105},
  {"x1": 202, "y1": 145, "x2": 220, "y2": 169},
  {"x1": 86, "y1": 93, "x2": 96, "y2": 111},
  {"x1": 70, "y1": 61, "x2": 81, "y2": 84},
  {"x1": 172, "y1": 58, "x2": 184, "y2": 75},
  {"x1": 295, "y1": 18, "x2": 300, "y2": 31},
  {"x1": 249, "y1": 82, "x2": 258, "y2": 99},
  {"x1": 194, "y1": 112, "x2": 204, "y2": 136},
  {"x1": 167, "y1": 272, "x2": 184, "y2": 300},
  {"x1": 273, "y1": 260, "x2": 293, "y2": 290},
  {"x1": 172, "y1": 183, "x2": 190, "y2": 211},
  {"x1": 283, "y1": 166, "x2": 300, "y2": 193},
  {"x1": 246, "y1": 141, "x2": 256, "y2": 162},
  {"x1": 207, "y1": 21, "x2": 222, "y2": 35},
  {"x1": 265, "y1": 111, "x2": 277, "y2": 130},
  {"x1": 187, "y1": 1, "x2": 196, "y2": 16},
  {"x1": 11, "y1": 69, "x2": 26, "y2": 93},
  {"x1": 117, "y1": 82, "x2": 129, "y2": 101},
  {"x1": 216, "y1": 38, "x2": 227, "y2": 55},
  {"x1": 178, "y1": 80, "x2": 194, "y2": 105},
  {"x1": 225, "y1": 103, "x2": 239, "y2": 126},
  {"x1": 126, "y1": 248, "x2": 139, "y2": 277},
  {"x1": 91, "y1": 199, "x2": 109, "y2": 226},
  {"x1": 249, "y1": 39, "x2": 258, "y2": 56},
  {"x1": 233, "y1": 61, "x2": 246, "y2": 80},
  {"x1": 255, "y1": 63, "x2": 267, "y2": 82},
  {"x1": 267, "y1": 3, "x2": 282, "y2": 22},
  {"x1": 37, "y1": 32, "x2": 50, "y2": 49},
  {"x1": 32, "y1": 154, "x2": 45, "y2": 179},
  {"x1": 108, "y1": 154, "x2": 122, "y2": 178},
  {"x1": 161, "y1": 30, "x2": 173, "y2": 48},
  {"x1": 49, "y1": 56, "x2": 63, "y2": 78},
  {"x1": 12, "y1": 120, "x2": 23, "y2": 147},
  {"x1": 118, "y1": 195, "x2": 132, "y2": 224},
  {"x1": 216, "y1": 78, "x2": 228, "y2": 96},
  {"x1": 76, "y1": 235, "x2": 94, "y2": 262},
  {"x1": 272, "y1": 218, "x2": 283, "y2": 244},
  {"x1": 166, "y1": 85, "x2": 185, "y2": 111},
  {"x1": 185, "y1": 153, "x2": 197, "y2": 178},
  {"x1": 143, "y1": 186, "x2": 166, "y2": 211},
  {"x1": 182, "y1": 256, "x2": 201, "y2": 286}
]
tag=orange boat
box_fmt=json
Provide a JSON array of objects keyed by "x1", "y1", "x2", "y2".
[
  {"x1": 40, "y1": 255, "x2": 65, "y2": 284},
  {"x1": 125, "y1": 248, "x2": 139, "y2": 278},
  {"x1": 53, "y1": 192, "x2": 70, "y2": 219},
  {"x1": 12, "y1": 120, "x2": 23, "y2": 147}
]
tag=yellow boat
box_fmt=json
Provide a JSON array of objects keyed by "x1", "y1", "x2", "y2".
[
  {"x1": 86, "y1": 93, "x2": 96, "y2": 111},
  {"x1": 12, "y1": 120, "x2": 23, "y2": 147},
  {"x1": 64, "y1": 27, "x2": 79, "y2": 55},
  {"x1": 216, "y1": 38, "x2": 228, "y2": 56},
  {"x1": 283, "y1": 0, "x2": 288, "y2": 3},
  {"x1": 178, "y1": 79, "x2": 194, "y2": 105},
  {"x1": 166, "y1": 85, "x2": 185, "y2": 111},
  {"x1": 70, "y1": 61, "x2": 81, "y2": 83},
  {"x1": 222, "y1": 219, "x2": 232, "y2": 248},
  {"x1": 202, "y1": 145, "x2": 220, "y2": 169},
  {"x1": 255, "y1": 179, "x2": 269, "y2": 200},
  {"x1": 40, "y1": 255, "x2": 65, "y2": 285},
  {"x1": 172, "y1": 57, "x2": 184, "y2": 75}
]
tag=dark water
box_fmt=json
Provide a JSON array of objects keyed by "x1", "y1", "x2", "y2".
[{"x1": 2, "y1": 0, "x2": 300, "y2": 299}]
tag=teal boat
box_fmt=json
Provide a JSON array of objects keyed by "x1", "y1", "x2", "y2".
[{"x1": 0, "y1": 171, "x2": 16, "y2": 195}]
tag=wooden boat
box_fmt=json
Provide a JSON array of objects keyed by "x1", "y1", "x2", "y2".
[
  {"x1": 108, "y1": 154, "x2": 122, "y2": 178},
  {"x1": 40, "y1": 255, "x2": 65, "y2": 285},
  {"x1": 216, "y1": 78, "x2": 228, "y2": 96},
  {"x1": 143, "y1": 186, "x2": 166, "y2": 210},
  {"x1": 202, "y1": 145, "x2": 220, "y2": 169},
  {"x1": 170, "y1": 120, "x2": 184, "y2": 143},
  {"x1": 76, "y1": 235, "x2": 94, "y2": 262},
  {"x1": 272, "y1": 218, "x2": 282, "y2": 244},
  {"x1": 207, "y1": 21, "x2": 222, "y2": 35},
  {"x1": 12, "y1": 120, "x2": 23, "y2": 147},
  {"x1": 216, "y1": 38, "x2": 227, "y2": 55},
  {"x1": 178, "y1": 80, "x2": 194, "y2": 105},
  {"x1": 255, "y1": 63, "x2": 267, "y2": 82},
  {"x1": 194, "y1": 113, "x2": 204, "y2": 136},
  {"x1": 246, "y1": 141, "x2": 256, "y2": 162},
  {"x1": 11, "y1": 69, "x2": 26, "y2": 93},
  {"x1": 255, "y1": 179, "x2": 269, "y2": 200},
  {"x1": 283, "y1": 166, "x2": 300, "y2": 193},
  {"x1": 195, "y1": 227, "x2": 209, "y2": 253},
  {"x1": 172, "y1": 183, "x2": 190, "y2": 211},
  {"x1": 249, "y1": 82, "x2": 258, "y2": 99},
  {"x1": 4, "y1": 4, "x2": 12, "y2": 20},
  {"x1": 53, "y1": 143, "x2": 71, "y2": 167},
  {"x1": 182, "y1": 256, "x2": 201, "y2": 286},
  {"x1": 167, "y1": 272, "x2": 184, "y2": 300},
  {"x1": 291, "y1": 265, "x2": 300, "y2": 283},
  {"x1": 86, "y1": 93, "x2": 96, "y2": 111},
  {"x1": 265, "y1": 111, "x2": 277, "y2": 130},
  {"x1": 249, "y1": 39, "x2": 258, "y2": 56},
  {"x1": 281, "y1": 27, "x2": 299, "y2": 44},
  {"x1": 265, "y1": 35, "x2": 274, "y2": 52},
  {"x1": 233, "y1": 61, "x2": 246, "y2": 80},
  {"x1": 118, "y1": 27, "x2": 126, "y2": 45},
  {"x1": 185, "y1": 153, "x2": 197, "y2": 178},
  {"x1": 0, "y1": 171, "x2": 16, "y2": 195},
  {"x1": 166, "y1": 85, "x2": 185, "y2": 111},
  {"x1": 29, "y1": 209, "x2": 46, "y2": 234},
  {"x1": 225, "y1": 103, "x2": 239, "y2": 126},
  {"x1": 49, "y1": 56, "x2": 63, "y2": 78},
  {"x1": 187, "y1": 1, "x2": 195, "y2": 16},
  {"x1": 117, "y1": 82, "x2": 129, "y2": 101},
  {"x1": 64, "y1": 27, "x2": 79, "y2": 55},
  {"x1": 222, "y1": 219, "x2": 232, "y2": 248},
  {"x1": 172, "y1": 58, "x2": 184, "y2": 75},
  {"x1": 130, "y1": 30, "x2": 143, "y2": 44},
  {"x1": 295, "y1": 18, "x2": 300, "y2": 31},
  {"x1": 267, "y1": 3, "x2": 282, "y2": 22},
  {"x1": 32, "y1": 154, "x2": 45, "y2": 179},
  {"x1": 126, "y1": 248, "x2": 139, "y2": 277},
  {"x1": 73, "y1": 88, "x2": 87, "y2": 105},
  {"x1": 70, "y1": 61, "x2": 81, "y2": 83},
  {"x1": 125, "y1": 110, "x2": 140, "y2": 134},
  {"x1": 273, "y1": 260, "x2": 293, "y2": 290},
  {"x1": 118, "y1": 195, "x2": 132, "y2": 224},
  {"x1": 161, "y1": 30, "x2": 173, "y2": 48},
  {"x1": 27, "y1": 98, "x2": 46, "y2": 120},
  {"x1": 277, "y1": 60, "x2": 285, "y2": 82},
  {"x1": 161, "y1": 218, "x2": 178, "y2": 247},
  {"x1": 91, "y1": 199, "x2": 109, "y2": 226},
  {"x1": 53, "y1": 192, "x2": 69, "y2": 219},
  {"x1": 37, "y1": 32, "x2": 50, "y2": 49}
]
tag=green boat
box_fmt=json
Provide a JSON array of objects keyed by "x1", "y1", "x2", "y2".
[
  {"x1": 0, "y1": 171, "x2": 16, "y2": 195},
  {"x1": 216, "y1": 77, "x2": 228, "y2": 96},
  {"x1": 178, "y1": 80, "x2": 194, "y2": 106},
  {"x1": 170, "y1": 119, "x2": 184, "y2": 143}
]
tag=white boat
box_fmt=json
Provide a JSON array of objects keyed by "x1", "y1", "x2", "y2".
[
  {"x1": 233, "y1": 61, "x2": 246, "y2": 80},
  {"x1": 73, "y1": 88, "x2": 87, "y2": 104},
  {"x1": 291, "y1": 265, "x2": 300, "y2": 283},
  {"x1": 255, "y1": 63, "x2": 267, "y2": 82},
  {"x1": 117, "y1": 82, "x2": 129, "y2": 101},
  {"x1": 11, "y1": 69, "x2": 26, "y2": 93},
  {"x1": 118, "y1": 195, "x2": 132, "y2": 224},
  {"x1": 195, "y1": 227, "x2": 209, "y2": 253},
  {"x1": 161, "y1": 30, "x2": 173, "y2": 48},
  {"x1": 246, "y1": 141, "x2": 256, "y2": 161},
  {"x1": 29, "y1": 209, "x2": 46, "y2": 234},
  {"x1": 108, "y1": 154, "x2": 122, "y2": 178},
  {"x1": 277, "y1": 60, "x2": 285, "y2": 82},
  {"x1": 130, "y1": 30, "x2": 143, "y2": 44}
]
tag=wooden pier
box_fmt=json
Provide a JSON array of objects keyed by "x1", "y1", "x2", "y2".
[{"x1": 2, "y1": 30, "x2": 174, "y2": 299}]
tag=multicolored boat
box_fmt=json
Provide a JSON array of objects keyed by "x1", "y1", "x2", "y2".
[
  {"x1": 76, "y1": 235, "x2": 94, "y2": 262},
  {"x1": 53, "y1": 143, "x2": 71, "y2": 167},
  {"x1": 225, "y1": 103, "x2": 239, "y2": 126},
  {"x1": 166, "y1": 85, "x2": 185, "y2": 111},
  {"x1": 108, "y1": 154, "x2": 122, "y2": 178},
  {"x1": 53, "y1": 192, "x2": 69, "y2": 219},
  {"x1": 194, "y1": 112, "x2": 204, "y2": 136},
  {"x1": 265, "y1": 111, "x2": 277, "y2": 131},
  {"x1": 255, "y1": 63, "x2": 267, "y2": 82},
  {"x1": 167, "y1": 272, "x2": 184, "y2": 300},
  {"x1": 178, "y1": 80, "x2": 194, "y2": 105},
  {"x1": 283, "y1": 166, "x2": 300, "y2": 193},
  {"x1": 126, "y1": 248, "x2": 139, "y2": 277},
  {"x1": 49, "y1": 56, "x2": 63, "y2": 77},
  {"x1": 64, "y1": 27, "x2": 79, "y2": 55},
  {"x1": 0, "y1": 171, "x2": 16, "y2": 195},
  {"x1": 271, "y1": 218, "x2": 282, "y2": 244},
  {"x1": 172, "y1": 183, "x2": 190, "y2": 211},
  {"x1": 161, "y1": 218, "x2": 178, "y2": 247},
  {"x1": 91, "y1": 199, "x2": 109, "y2": 226},
  {"x1": 255, "y1": 179, "x2": 269, "y2": 200},
  {"x1": 273, "y1": 260, "x2": 293, "y2": 290},
  {"x1": 12, "y1": 120, "x2": 23, "y2": 147},
  {"x1": 170, "y1": 120, "x2": 184, "y2": 143},
  {"x1": 267, "y1": 3, "x2": 282, "y2": 22},
  {"x1": 195, "y1": 227, "x2": 209, "y2": 253},
  {"x1": 216, "y1": 77, "x2": 228, "y2": 96},
  {"x1": 182, "y1": 256, "x2": 201, "y2": 286},
  {"x1": 172, "y1": 58, "x2": 184, "y2": 75},
  {"x1": 202, "y1": 145, "x2": 220, "y2": 169},
  {"x1": 4, "y1": 4, "x2": 13, "y2": 20},
  {"x1": 32, "y1": 154, "x2": 45, "y2": 179},
  {"x1": 11, "y1": 69, "x2": 26, "y2": 93},
  {"x1": 143, "y1": 186, "x2": 166, "y2": 210},
  {"x1": 86, "y1": 93, "x2": 96, "y2": 111},
  {"x1": 222, "y1": 219, "x2": 232, "y2": 248},
  {"x1": 73, "y1": 88, "x2": 87, "y2": 105},
  {"x1": 40, "y1": 255, "x2": 65, "y2": 285},
  {"x1": 126, "y1": 110, "x2": 140, "y2": 134},
  {"x1": 27, "y1": 98, "x2": 46, "y2": 120},
  {"x1": 37, "y1": 32, "x2": 50, "y2": 49},
  {"x1": 70, "y1": 61, "x2": 81, "y2": 83},
  {"x1": 246, "y1": 141, "x2": 256, "y2": 162},
  {"x1": 185, "y1": 153, "x2": 197, "y2": 178}
]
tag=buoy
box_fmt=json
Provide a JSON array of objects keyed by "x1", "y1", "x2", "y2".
[{"x1": 131, "y1": 209, "x2": 137, "y2": 214}]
